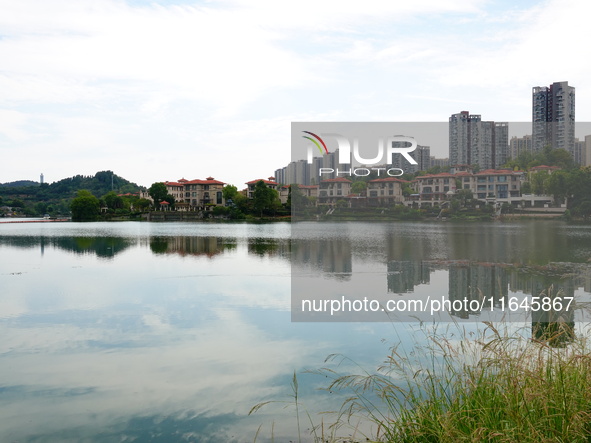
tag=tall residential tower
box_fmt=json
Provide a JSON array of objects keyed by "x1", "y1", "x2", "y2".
[
  {"x1": 449, "y1": 111, "x2": 508, "y2": 169},
  {"x1": 532, "y1": 81, "x2": 575, "y2": 154}
]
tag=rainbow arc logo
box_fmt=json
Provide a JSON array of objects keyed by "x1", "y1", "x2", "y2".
[{"x1": 301, "y1": 131, "x2": 328, "y2": 155}]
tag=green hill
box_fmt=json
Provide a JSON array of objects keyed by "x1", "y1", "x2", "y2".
[{"x1": 0, "y1": 171, "x2": 144, "y2": 216}]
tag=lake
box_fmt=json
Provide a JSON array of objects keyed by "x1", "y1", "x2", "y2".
[{"x1": 1, "y1": 219, "x2": 591, "y2": 442}]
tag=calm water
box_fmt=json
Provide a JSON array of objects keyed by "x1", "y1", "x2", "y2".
[{"x1": 1, "y1": 219, "x2": 591, "y2": 442}]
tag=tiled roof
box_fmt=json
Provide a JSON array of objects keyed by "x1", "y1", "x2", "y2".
[
  {"x1": 185, "y1": 178, "x2": 225, "y2": 185},
  {"x1": 369, "y1": 177, "x2": 409, "y2": 183},
  {"x1": 320, "y1": 177, "x2": 352, "y2": 183},
  {"x1": 246, "y1": 179, "x2": 278, "y2": 185}
]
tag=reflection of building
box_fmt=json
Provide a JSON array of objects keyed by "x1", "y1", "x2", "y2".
[
  {"x1": 448, "y1": 263, "x2": 508, "y2": 318},
  {"x1": 387, "y1": 261, "x2": 432, "y2": 293},
  {"x1": 149, "y1": 236, "x2": 231, "y2": 257},
  {"x1": 291, "y1": 238, "x2": 352, "y2": 280}
]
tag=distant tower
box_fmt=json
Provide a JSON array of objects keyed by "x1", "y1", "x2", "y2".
[
  {"x1": 532, "y1": 81, "x2": 575, "y2": 153},
  {"x1": 40, "y1": 173, "x2": 44, "y2": 184}
]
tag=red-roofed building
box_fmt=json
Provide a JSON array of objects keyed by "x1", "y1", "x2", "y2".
[
  {"x1": 413, "y1": 172, "x2": 458, "y2": 203},
  {"x1": 246, "y1": 177, "x2": 279, "y2": 199},
  {"x1": 278, "y1": 184, "x2": 319, "y2": 204},
  {"x1": 142, "y1": 177, "x2": 226, "y2": 211},
  {"x1": 473, "y1": 169, "x2": 523, "y2": 200},
  {"x1": 366, "y1": 177, "x2": 407, "y2": 205},
  {"x1": 318, "y1": 177, "x2": 352, "y2": 206},
  {"x1": 182, "y1": 177, "x2": 225, "y2": 209}
]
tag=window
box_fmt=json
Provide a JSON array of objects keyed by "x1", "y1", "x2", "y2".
[{"x1": 216, "y1": 192, "x2": 222, "y2": 204}]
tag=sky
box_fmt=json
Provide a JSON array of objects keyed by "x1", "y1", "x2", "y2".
[{"x1": 1, "y1": 0, "x2": 591, "y2": 188}]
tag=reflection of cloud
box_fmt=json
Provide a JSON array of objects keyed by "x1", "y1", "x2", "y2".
[{"x1": 0, "y1": 305, "x2": 318, "y2": 441}]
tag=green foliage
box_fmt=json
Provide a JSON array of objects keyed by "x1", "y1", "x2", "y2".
[
  {"x1": 103, "y1": 191, "x2": 124, "y2": 210},
  {"x1": 70, "y1": 190, "x2": 100, "y2": 221},
  {"x1": 531, "y1": 170, "x2": 549, "y2": 195},
  {"x1": 505, "y1": 146, "x2": 575, "y2": 171},
  {"x1": 288, "y1": 184, "x2": 310, "y2": 214},
  {"x1": 521, "y1": 181, "x2": 532, "y2": 194},
  {"x1": 148, "y1": 182, "x2": 168, "y2": 204},
  {"x1": 222, "y1": 184, "x2": 239, "y2": 202},
  {"x1": 351, "y1": 181, "x2": 367, "y2": 194},
  {"x1": 0, "y1": 171, "x2": 141, "y2": 217},
  {"x1": 135, "y1": 198, "x2": 151, "y2": 212},
  {"x1": 252, "y1": 180, "x2": 280, "y2": 217},
  {"x1": 308, "y1": 312, "x2": 591, "y2": 443}
]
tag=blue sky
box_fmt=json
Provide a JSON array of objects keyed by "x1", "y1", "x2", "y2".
[{"x1": 1, "y1": 0, "x2": 591, "y2": 188}]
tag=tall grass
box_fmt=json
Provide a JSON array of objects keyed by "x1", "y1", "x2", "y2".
[{"x1": 318, "y1": 321, "x2": 591, "y2": 442}]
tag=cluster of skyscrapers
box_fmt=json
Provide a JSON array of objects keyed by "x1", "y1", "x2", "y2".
[
  {"x1": 278, "y1": 81, "x2": 583, "y2": 186},
  {"x1": 450, "y1": 81, "x2": 581, "y2": 170}
]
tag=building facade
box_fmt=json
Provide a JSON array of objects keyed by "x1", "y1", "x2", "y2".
[
  {"x1": 532, "y1": 81, "x2": 575, "y2": 154},
  {"x1": 449, "y1": 111, "x2": 509, "y2": 170}
]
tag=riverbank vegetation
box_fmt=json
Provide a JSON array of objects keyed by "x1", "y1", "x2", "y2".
[{"x1": 254, "y1": 318, "x2": 591, "y2": 442}]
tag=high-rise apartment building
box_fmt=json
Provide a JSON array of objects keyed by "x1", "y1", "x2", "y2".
[
  {"x1": 509, "y1": 135, "x2": 533, "y2": 159},
  {"x1": 532, "y1": 81, "x2": 575, "y2": 153},
  {"x1": 389, "y1": 139, "x2": 431, "y2": 173},
  {"x1": 449, "y1": 111, "x2": 508, "y2": 169}
]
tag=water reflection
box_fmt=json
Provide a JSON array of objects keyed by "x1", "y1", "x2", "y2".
[
  {"x1": 1, "y1": 220, "x2": 591, "y2": 441},
  {"x1": 291, "y1": 221, "x2": 591, "y2": 324},
  {"x1": 149, "y1": 236, "x2": 237, "y2": 257},
  {"x1": 0, "y1": 235, "x2": 135, "y2": 258}
]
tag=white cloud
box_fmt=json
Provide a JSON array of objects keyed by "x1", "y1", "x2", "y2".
[{"x1": 0, "y1": 0, "x2": 590, "y2": 185}]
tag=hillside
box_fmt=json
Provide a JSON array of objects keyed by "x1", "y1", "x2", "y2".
[{"x1": 0, "y1": 171, "x2": 144, "y2": 216}]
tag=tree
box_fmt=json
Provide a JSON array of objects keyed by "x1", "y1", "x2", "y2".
[
  {"x1": 455, "y1": 188, "x2": 473, "y2": 207},
  {"x1": 103, "y1": 191, "x2": 124, "y2": 210},
  {"x1": 531, "y1": 171, "x2": 549, "y2": 195},
  {"x1": 222, "y1": 184, "x2": 239, "y2": 202},
  {"x1": 546, "y1": 171, "x2": 569, "y2": 205},
  {"x1": 521, "y1": 181, "x2": 532, "y2": 194},
  {"x1": 135, "y1": 198, "x2": 151, "y2": 212},
  {"x1": 164, "y1": 194, "x2": 176, "y2": 209},
  {"x1": 70, "y1": 190, "x2": 100, "y2": 221},
  {"x1": 288, "y1": 184, "x2": 309, "y2": 213},
  {"x1": 252, "y1": 180, "x2": 280, "y2": 217},
  {"x1": 148, "y1": 182, "x2": 168, "y2": 206},
  {"x1": 351, "y1": 181, "x2": 367, "y2": 195}
]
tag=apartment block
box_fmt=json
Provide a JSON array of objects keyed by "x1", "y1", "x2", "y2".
[
  {"x1": 510, "y1": 135, "x2": 533, "y2": 159},
  {"x1": 449, "y1": 111, "x2": 509, "y2": 169},
  {"x1": 532, "y1": 81, "x2": 575, "y2": 153}
]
